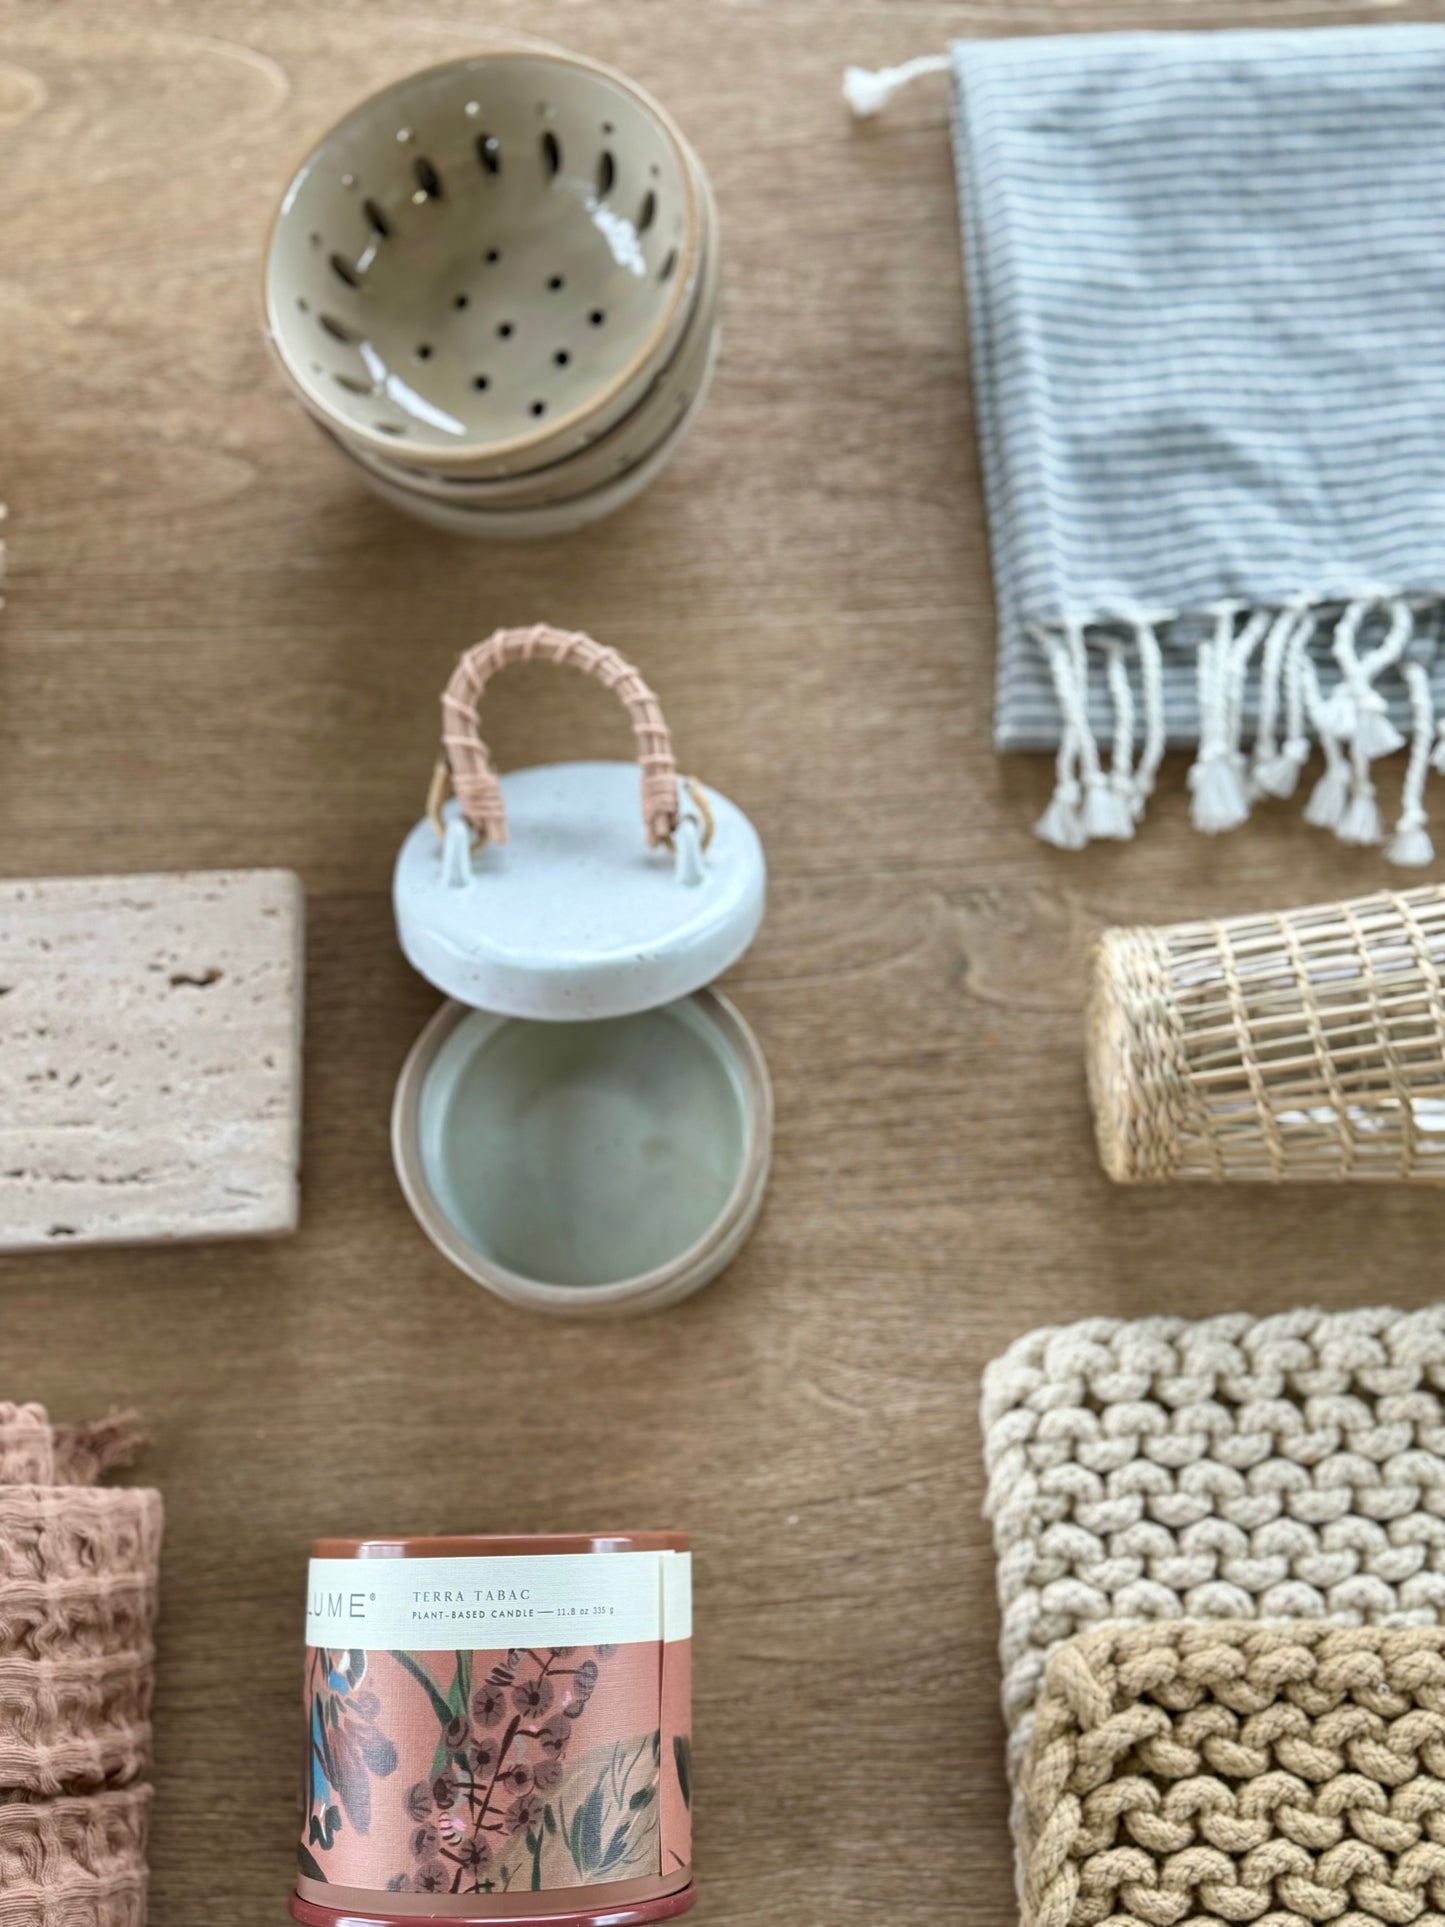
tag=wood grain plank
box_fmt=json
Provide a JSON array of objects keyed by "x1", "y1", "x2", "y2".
[{"x1": 3, "y1": 3, "x2": 1445, "y2": 1923}]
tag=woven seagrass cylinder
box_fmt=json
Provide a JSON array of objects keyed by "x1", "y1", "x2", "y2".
[{"x1": 1087, "y1": 885, "x2": 1445, "y2": 1181}]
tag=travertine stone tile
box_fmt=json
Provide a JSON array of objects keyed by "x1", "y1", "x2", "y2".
[{"x1": 0, "y1": 871, "x2": 304, "y2": 1249}]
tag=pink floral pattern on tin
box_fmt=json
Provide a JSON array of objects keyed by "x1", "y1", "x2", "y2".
[{"x1": 301, "y1": 1640, "x2": 691, "y2": 1900}]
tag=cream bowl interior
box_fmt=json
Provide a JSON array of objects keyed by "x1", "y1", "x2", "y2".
[
  {"x1": 394, "y1": 991, "x2": 771, "y2": 1312},
  {"x1": 265, "y1": 52, "x2": 700, "y2": 468},
  {"x1": 336, "y1": 165, "x2": 721, "y2": 505}
]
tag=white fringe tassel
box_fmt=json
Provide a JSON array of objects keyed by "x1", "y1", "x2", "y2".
[
  {"x1": 1133, "y1": 618, "x2": 1167, "y2": 815},
  {"x1": 1187, "y1": 604, "x2": 1259, "y2": 833},
  {"x1": 1031, "y1": 595, "x2": 1443, "y2": 859},
  {"x1": 1387, "y1": 658, "x2": 1437, "y2": 867},
  {"x1": 1318, "y1": 596, "x2": 1411, "y2": 761},
  {"x1": 842, "y1": 53, "x2": 950, "y2": 118},
  {"x1": 1250, "y1": 601, "x2": 1313, "y2": 798},
  {"x1": 1033, "y1": 620, "x2": 1133, "y2": 847},
  {"x1": 1302, "y1": 649, "x2": 1353, "y2": 833}
]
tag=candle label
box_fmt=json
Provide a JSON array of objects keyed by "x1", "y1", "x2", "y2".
[
  {"x1": 306, "y1": 1550, "x2": 691, "y2": 1651},
  {"x1": 298, "y1": 1555, "x2": 691, "y2": 1904}
]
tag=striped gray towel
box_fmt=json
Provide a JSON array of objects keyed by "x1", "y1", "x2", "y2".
[{"x1": 949, "y1": 25, "x2": 1445, "y2": 858}]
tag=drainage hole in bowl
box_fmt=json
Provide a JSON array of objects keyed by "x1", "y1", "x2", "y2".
[
  {"x1": 498, "y1": 321, "x2": 514, "y2": 339},
  {"x1": 659, "y1": 249, "x2": 678, "y2": 283},
  {"x1": 541, "y1": 130, "x2": 562, "y2": 177},
  {"x1": 363, "y1": 198, "x2": 391, "y2": 238},
  {"x1": 375, "y1": 421, "x2": 404, "y2": 435},
  {"x1": 554, "y1": 350, "x2": 570, "y2": 366},
  {"x1": 473, "y1": 374, "x2": 490, "y2": 391},
  {"x1": 530, "y1": 400, "x2": 546, "y2": 417},
  {"x1": 454, "y1": 293, "x2": 469, "y2": 310},
  {"x1": 412, "y1": 157, "x2": 443, "y2": 204},
  {"x1": 638, "y1": 190, "x2": 657, "y2": 232},
  {"x1": 589, "y1": 310, "x2": 605, "y2": 327},
  {"x1": 296, "y1": 296, "x2": 309, "y2": 313},
  {"x1": 319, "y1": 314, "x2": 356, "y2": 343},
  {"x1": 484, "y1": 248, "x2": 501, "y2": 264},
  {"x1": 415, "y1": 343, "x2": 433, "y2": 361},
  {"x1": 477, "y1": 134, "x2": 501, "y2": 175},
  {"x1": 548, "y1": 274, "x2": 565, "y2": 291},
  {"x1": 335, "y1": 372, "x2": 372, "y2": 395},
  {"x1": 596, "y1": 150, "x2": 615, "y2": 196},
  {"x1": 329, "y1": 252, "x2": 360, "y2": 289}
]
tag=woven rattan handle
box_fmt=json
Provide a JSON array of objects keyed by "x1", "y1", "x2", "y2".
[{"x1": 433, "y1": 625, "x2": 680, "y2": 848}]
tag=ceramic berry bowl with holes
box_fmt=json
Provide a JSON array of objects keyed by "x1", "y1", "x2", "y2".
[
  {"x1": 390, "y1": 627, "x2": 771, "y2": 1316},
  {"x1": 263, "y1": 50, "x2": 721, "y2": 531},
  {"x1": 322, "y1": 167, "x2": 722, "y2": 527}
]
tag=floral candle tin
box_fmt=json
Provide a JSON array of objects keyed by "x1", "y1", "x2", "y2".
[{"x1": 292, "y1": 1532, "x2": 694, "y2": 1927}]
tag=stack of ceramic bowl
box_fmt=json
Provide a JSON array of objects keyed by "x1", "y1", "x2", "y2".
[{"x1": 263, "y1": 51, "x2": 720, "y2": 538}]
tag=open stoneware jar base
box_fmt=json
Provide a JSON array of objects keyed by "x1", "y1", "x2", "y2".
[
  {"x1": 391, "y1": 627, "x2": 770, "y2": 1316},
  {"x1": 395, "y1": 990, "x2": 770, "y2": 1314}
]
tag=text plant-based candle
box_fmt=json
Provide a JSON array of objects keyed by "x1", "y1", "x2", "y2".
[{"x1": 290, "y1": 1534, "x2": 693, "y2": 1927}]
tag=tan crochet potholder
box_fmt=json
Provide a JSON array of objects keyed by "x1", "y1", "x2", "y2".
[
  {"x1": 0, "y1": 1405, "x2": 161, "y2": 1925},
  {"x1": 1019, "y1": 1622, "x2": 1445, "y2": 1927},
  {"x1": 982, "y1": 1308, "x2": 1445, "y2": 1795}
]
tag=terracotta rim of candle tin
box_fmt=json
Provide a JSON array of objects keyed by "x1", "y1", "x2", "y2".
[
  {"x1": 311, "y1": 1531, "x2": 689, "y2": 1558},
  {"x1": 288, "y1": 1882, "x2": 696, "y2": 1927}
]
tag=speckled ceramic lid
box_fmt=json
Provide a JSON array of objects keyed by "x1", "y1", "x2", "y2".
[{"x1": 393, "y1": 761, "x2": 765, "y2": 1021}]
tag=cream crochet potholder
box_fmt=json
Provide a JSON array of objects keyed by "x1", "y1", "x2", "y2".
[{"x1": 981, "y1": 1309, "x2": 1445, "y2": 1791}]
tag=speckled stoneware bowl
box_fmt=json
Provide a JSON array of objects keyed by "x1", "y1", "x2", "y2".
[
  {"x1": 330, "y1": 167, "x2": 721, "y2": 516},
  {"x1": 322, "y1": 360, "x2": 718, "y2": 539},
  {"x1": 264, "y1": 48, "x2": 718, "y2": 518}
]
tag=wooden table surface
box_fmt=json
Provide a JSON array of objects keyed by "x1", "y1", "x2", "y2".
[{"x1": 5, "y1": 1, "x2": 1445, "y2": 1921}]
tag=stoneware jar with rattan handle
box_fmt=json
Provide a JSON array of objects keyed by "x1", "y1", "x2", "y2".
[{"x1": 391, "y1": 626, "x2": 771, "y2": 1315}]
